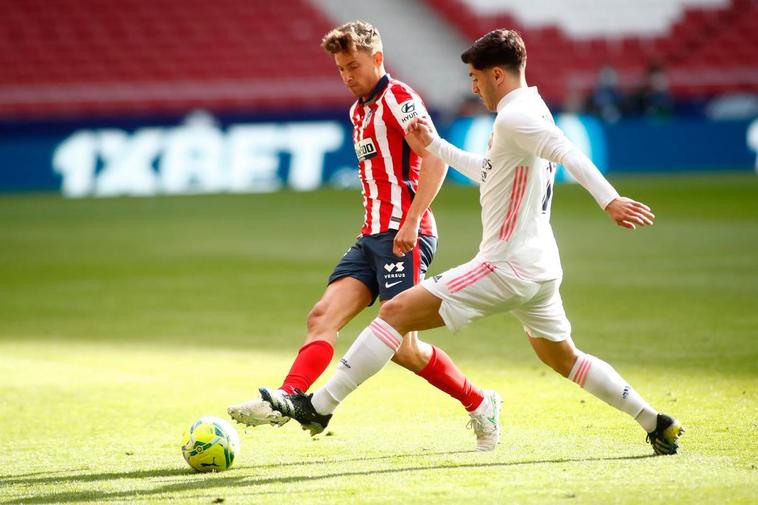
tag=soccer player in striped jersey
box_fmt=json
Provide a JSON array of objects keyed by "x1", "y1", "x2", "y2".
[
  {"x1": 264, "y1": 29, "x2": 685, "y2": 456},
  {"x1": 229, "y1": 21, "x2": 502, "y2": 451}
]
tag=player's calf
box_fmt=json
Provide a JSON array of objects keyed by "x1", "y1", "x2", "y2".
[{"x1": 391, "y1": 333, "x2": 433, "y2": 373}]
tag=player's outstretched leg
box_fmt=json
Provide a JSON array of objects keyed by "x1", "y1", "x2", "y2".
[
  {"x1": 530, "y1": 337, "x2": 685, "y2": 455},
  {"x1": 259, "y1": 387, "x2": 332, "y2": 436},
  {"x1": 227, "y1": 340, "x2": 335, "y2": 427},
  {"x1": 566, "y1": 352, "x2": 685, "y2": 455},
  {"x1": 396, "y1": 337, "x2": 487, "y2": 412},
  {"x1": 228, "y1": 278, "x2": 371, "y2": 428},
  {"x1": 394, "y1": 335, "x2": 500, "y2": 451}
]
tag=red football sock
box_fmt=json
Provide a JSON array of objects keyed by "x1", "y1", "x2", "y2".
[
  {"x1": 417, "y1": 346, "x2": 484, "y2": 412},
  {"x1": 280, "y1": 340, "x2": 334, "y2": 394}
]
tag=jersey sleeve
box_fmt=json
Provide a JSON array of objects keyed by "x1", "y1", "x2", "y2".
[
  {"x1": 560, "y1": 149, "x2": 619, "y2": 208},
  {"x1": 426, "y1": 136, "x2": 483, "y2": 183},
  {"x1": 499, "y1": 110, "x2": 619, "y2": 209},
  {"x1": 383, "y1": 84, "x2": 435, "y2": 134}
]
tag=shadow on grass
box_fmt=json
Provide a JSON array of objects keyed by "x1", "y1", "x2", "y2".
[
  {"x1": 3, "y1": 453, "x2": 654, "y2": 504},
  {"x1": 0, "y1": 450, "x2": 476, "y2": 487}
]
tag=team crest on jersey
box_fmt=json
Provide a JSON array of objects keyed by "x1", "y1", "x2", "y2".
[
  {"x1": 354, "y1": 138, "x2": 378, "y2": 162},
  {"x1": 362, "y1": 108, "x2": 374, "y2": 128}
]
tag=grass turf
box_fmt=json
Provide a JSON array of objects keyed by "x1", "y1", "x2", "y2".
[{"x1": 1, "y1": 173, "x2": 757, "y2": 504}]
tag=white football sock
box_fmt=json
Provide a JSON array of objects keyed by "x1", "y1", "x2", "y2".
[
  {"x1": 311, "y1": 318, "x2": 401, "y2": 415},
  {"x1": 569, "y1": 353, "x2": 658, "y2": 433}
]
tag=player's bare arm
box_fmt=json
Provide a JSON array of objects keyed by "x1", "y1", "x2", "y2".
[{"x1": 392, "y1": 120, "x2": 447, "y2": 257}]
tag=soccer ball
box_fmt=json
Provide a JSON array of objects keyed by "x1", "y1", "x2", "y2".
[{"x1": 181, "y1": 416, "x2": 240, "y2": 472}]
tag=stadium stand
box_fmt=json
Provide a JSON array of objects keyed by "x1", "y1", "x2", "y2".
[
  {"x1": 0, "y1": 0, "x2": 754, "y2": 118},
  {"x1": 425, "y1": 0, "x2": 758, "y2": 103},
  {"x1": 0, "y1": 0, "x2": 350, "y2": 118}
]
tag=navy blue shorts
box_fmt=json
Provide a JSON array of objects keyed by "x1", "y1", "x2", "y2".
[{"x1": 328, "y1": 231, "x2": 437, "y2": 306}]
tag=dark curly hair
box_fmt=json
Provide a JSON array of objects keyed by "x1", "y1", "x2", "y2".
[{"x1": 461, "y1": 29, "x2": 527, "y2": 74}]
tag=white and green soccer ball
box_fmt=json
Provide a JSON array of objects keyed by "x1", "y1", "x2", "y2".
[{"x1": 181, "y1": 416, "x2": 240, "y2": 472}]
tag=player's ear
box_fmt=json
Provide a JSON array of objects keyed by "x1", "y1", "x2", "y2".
[
  {"x1": 374, "y1": 50, "x2": 384, "y2": 67},
  {"x1": 493, "y1": 66, "x2": 505, "y2": 85}
]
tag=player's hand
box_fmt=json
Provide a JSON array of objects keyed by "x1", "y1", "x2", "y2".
[
  {"x1": 405, "y1": 116, "x2": 436, "y2": 148},
  {"x1": 605, "y1": 197, "x2": 655, "y2": 229},
  {"x1": 393, "y1": 222, "x2": 418, "y2": 257}
]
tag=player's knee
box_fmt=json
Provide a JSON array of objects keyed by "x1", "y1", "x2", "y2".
[{"x1": 378, "y1": 297, "x2": 405, "y2": 329}]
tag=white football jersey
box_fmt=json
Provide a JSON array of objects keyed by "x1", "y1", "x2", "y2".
[{"x1": 429, "y1": 86, "x2": 618, "y2": 282}]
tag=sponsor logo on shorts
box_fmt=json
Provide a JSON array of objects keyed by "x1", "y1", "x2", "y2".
[
  {"x1": 384, "y1": 262, "x2": 404, "y2": 272},
  {"x1": 385, "y1": 280, "x2": 403, "y2": 289},
  {"x1": 384, "y1": 262, "x2": 406, "y2": 282}
]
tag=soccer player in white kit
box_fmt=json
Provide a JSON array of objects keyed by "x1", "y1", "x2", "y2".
[{"x1": 266, "y1": 29, "x2": 685, "y2": 455}]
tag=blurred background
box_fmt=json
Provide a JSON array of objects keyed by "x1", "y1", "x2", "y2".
[
  {"x1": 1, "y1": 5, "x2": 757, "y2": 501},
  {"x1": 0, "y1": 0, "x2": 756, "y2": 196}
]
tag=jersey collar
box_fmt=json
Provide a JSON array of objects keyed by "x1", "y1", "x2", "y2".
[
  {"x1": 360, "y1": 74, "x2": 391, "y2": 105},
  {"x1": 496, "y1": 86, "x2": 538, "y2": 112}
]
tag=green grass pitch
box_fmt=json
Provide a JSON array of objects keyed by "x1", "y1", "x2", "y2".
[{"x1": 1, "y1": 173, "x2": 757, "y2": 504}]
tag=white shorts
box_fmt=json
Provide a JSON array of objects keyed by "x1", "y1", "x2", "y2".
[{"x1": 420, "y1": 258, "x2": 572, "y2": 341}]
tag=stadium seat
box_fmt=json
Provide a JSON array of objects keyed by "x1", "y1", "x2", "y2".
[
  {"x1": 424, "y1": 0, "x2": 757, "y2": 105},
  {"x1": 0, "y1": 0, "x2": 350, "y2": 118},
  {"x1": 0, "y1": 0, "x2": 754, "y2": 118}
]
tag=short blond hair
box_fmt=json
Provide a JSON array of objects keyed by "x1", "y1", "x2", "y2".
[{"x1": 321, "y1": 20, "x2": 382, "y2": 55}]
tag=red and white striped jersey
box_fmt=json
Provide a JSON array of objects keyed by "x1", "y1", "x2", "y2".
[{"x1": 349, "y1": 74, "x2": 437, "y2": 237}]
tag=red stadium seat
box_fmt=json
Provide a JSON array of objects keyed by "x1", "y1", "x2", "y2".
[
  {"x1": 0, "y1": 0, "x2": 754, "y2": 118},
  {"x1": 423, "y1": 0, "x2": 757, "y2": 104},
  {"x1": 0, "y1": 0, "x2": 344, "y2": 118}
]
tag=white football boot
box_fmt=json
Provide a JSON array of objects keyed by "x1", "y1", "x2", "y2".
[
  {"x1": 466, "y1": 389, "x2": 502, "y2": 452},
  {"x1": 227, "y1": 389, "x2": 291, "y2": 427}
]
